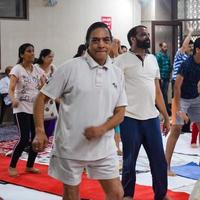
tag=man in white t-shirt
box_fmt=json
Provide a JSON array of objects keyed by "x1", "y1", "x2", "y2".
[
  {"x1": 32, "y1": 22, "x2": 127, "y2": 200},
  {"x1": 115, "y1": 25, "x2": 170, "y2": 200}
]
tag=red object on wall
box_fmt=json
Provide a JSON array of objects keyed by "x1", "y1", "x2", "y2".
[{"x1": 101, "y1": 16, "x2": 112, "y2": 30}]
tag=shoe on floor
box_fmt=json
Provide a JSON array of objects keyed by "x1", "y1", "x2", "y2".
[
  {"x1": 25, "y1": 167, "x2": 40, "y2": 174},
  {"x1": 8, "y1": 167, "x2": 19, "y2": 177}
]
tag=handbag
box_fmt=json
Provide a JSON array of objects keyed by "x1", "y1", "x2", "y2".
[{"x1": 44, "y1": 99, "x2": 58, "y2": 120}]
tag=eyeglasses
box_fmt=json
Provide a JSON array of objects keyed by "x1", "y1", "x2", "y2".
[{"x1": 90, "y1": 37, "x2": 112, "y2": 44}]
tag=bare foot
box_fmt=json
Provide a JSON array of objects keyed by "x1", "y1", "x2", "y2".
[
  {"x1": 191, "y1": 143, "x2": 198, "y2": 148},
  {"x1": 167, "y1": 169, "x2": 176, "y2": 176},
  {"x1": 25, "y1": 167, "x2": 40, "y2": 174},
  {"x1": 163, "y1": 196, "x2": 171, "y2": 200},
  {"x1": 8, "y1": 167, "x2": 19, "y2": 177}
]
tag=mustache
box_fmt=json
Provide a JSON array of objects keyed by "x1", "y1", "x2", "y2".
[{"x1": 144, "y1": 38, "x2": 150, "y2": 43}]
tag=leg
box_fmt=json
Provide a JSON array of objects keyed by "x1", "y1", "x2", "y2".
[
  {"x1": 191, "y1": 123, "x2": 199, "y2": 147},
  {"x1": 9, "y1": 113, "x2": 31, "y2": 176},
  {"x1": 161, "y1": 79, "x2": 170, "y2": 115},
  {"x1": 44, "y1": 118, "x2": 56, "y2": 138},
  {"x1": 120, "y1": 117, "x2": 142, "y2": 198},
  {"x1": 48, "y1": 156, "x2": 84, "y2": 200},
  {"x1": 26, "y1": 114, "x2": 38, "y2": 170},
  {"x1": 0, "y1": 98, "x2": 6, "y2": 124},
  {"x1": 142, "y1": 117, "x2": 168, "y2": 200},
  {"x1": 99, "y1": 178, "x2": 124, "y2": 200},
  {"x1": 63, "y1": 184, "x2": 80, "y2": 200},
  {"x1": 165, "y1": 124, "x2": 182, "y2": 176}
]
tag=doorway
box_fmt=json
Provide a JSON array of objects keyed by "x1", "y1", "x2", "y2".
[
  {"x1": 151, "y1": 21, "x2": 182, "y2": 105},
  {"x1": 151, "y1": 21, "x2": 182, "y2": 62}
]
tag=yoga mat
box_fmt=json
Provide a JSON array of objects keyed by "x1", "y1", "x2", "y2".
[
  {"x1": 172, "y1": 162, "x2": 200, "y2": 180},
  {"x1": 0, "y1": 156, "x2": 189, "y2": 200}
]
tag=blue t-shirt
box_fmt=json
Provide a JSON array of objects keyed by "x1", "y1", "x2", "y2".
[
  {"x1": 172, "y1": 50, "x2": 188, "y2": 81},
  {"x1": 178, "y1": 56, "x2": 200, "y2": 99}
]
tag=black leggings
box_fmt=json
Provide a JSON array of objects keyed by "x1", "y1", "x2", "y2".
[{"x1": 10, "y1": 112, "x2": 38, "y2": 168}]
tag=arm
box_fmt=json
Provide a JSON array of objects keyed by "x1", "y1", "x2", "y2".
[
  {"x1": 84, "y1": 106, "x2": 125, "y2": 140},
  {"x1": 155, "y1": 79, "x2": 170, "y2": 135},
  {"x1": 180, "y1": 26, "x2": 193, "y2": 53},
  {"x1": 32, "y1": 92, "x2": 50, "y2": 152},
  {"x1": 9, "y1": 75, "x2": 19, "y2": 107},
  {"x1": 110, "y1": 39, "x2": 121, "y2": 58}
]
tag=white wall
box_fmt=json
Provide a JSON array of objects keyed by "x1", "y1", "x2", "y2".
[{"x1": 0, "y1": 0, "x2": 141, "y2": 71}]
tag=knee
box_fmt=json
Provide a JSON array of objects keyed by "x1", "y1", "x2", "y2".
[
  {"x1": 63, "y1": 192, "x2": 79, "y2": 200},
  {"x1": 170, "y1": 126, "x2": 181, "y2": 138},
  {"x1": 63, "y1": 184, "x2": 79, "y2": 200},
  {"x1": 107, "y1": 186, "x2": 124, "y2": 200},
  {"x1": 18, "y1": 139, "x2": 29, "y2": 148}
]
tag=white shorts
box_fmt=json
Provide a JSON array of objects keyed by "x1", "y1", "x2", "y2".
[{"x1": 48, "y1": 153, "x2": 120, "y2": 186}]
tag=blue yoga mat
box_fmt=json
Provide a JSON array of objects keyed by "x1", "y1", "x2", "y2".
[{"x1": 172, "y1": 162, "x2": 200, "y2": 180}]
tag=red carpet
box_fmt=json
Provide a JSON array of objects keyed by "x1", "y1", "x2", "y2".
[{"x1": 0, "y1": 156, "x2": 189, "y2": 199}]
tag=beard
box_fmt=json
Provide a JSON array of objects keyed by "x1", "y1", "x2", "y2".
[{"x1": 137, "y1": 38, "x2": 150, "y2": 49}]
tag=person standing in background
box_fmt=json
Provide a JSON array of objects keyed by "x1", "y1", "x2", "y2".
[
  {"x1": 121, "y1": 45, "x2": 128, "y2": 53},
  {"x1": 73, "y1": 44, "x2": 87, "y2": 58},
  {"x1": 8, "y1": 43, "x2": 45, "y2": 177},
  {"x1": 156, "y1": 42, "x2": 172, "y2": 115},
  {"x1": 171, "y1": 27, "x2": 193, "y2": 124},
  {"x1": 0, "y1": 66, "x2": 12, "y2": 125},
  {"x1": 165, "y1": 37, "x2": 200, "y2": 176},
  {"x1": 34, "y1": 49, "x2": 58, "y2": 138},
  {"x1": 115, "y1": 25, "x2": 170, "y2": 200}
]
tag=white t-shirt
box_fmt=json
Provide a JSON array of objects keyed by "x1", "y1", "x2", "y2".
[
  {"x1": 10, "y1": 64, "x2": 44, "y2": 114},
  {"x1": 40, "y1": 53, "x2": 127, "y2": 160},
  {"x1": 34, "y1": 63, "x2": 58, "y2": 120},
  {"x1": 115, "y1": 51, "x2": 160, "y2": 120},
  {"x1": 34, "y1": 64, "x2": 56, "y2": 79}
]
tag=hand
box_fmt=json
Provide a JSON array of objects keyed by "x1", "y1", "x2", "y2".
[
  {"x1": 84, "y1": 126, "x2": 106, "y2": 140},
  {"x1": 12, "y1": 98, "x2": 19, "y2": 108},
  {"x1": 32, "y1": 129, "x2": 48, "y2": 152},
  {"x1": 186, "y1": 24, "x2": 193, "y2": 34},
  {"x1": 162, "y1": 118, "x2": 170, "y2": 136},
  {"x1": 177, "y1": 111, "x2": 189, "y2": 124},
  {"x1": 37, "y1": 75, "x2": 47, "y2": 90}
]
